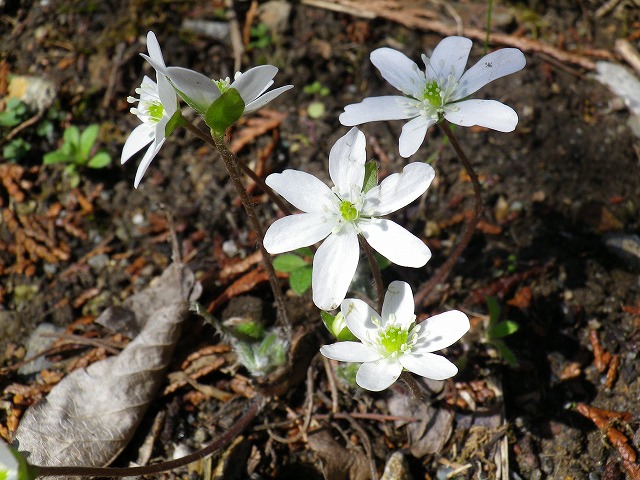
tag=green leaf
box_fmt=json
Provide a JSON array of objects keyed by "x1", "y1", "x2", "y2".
[
  {"x1": 492, "y1": 339, "x2": 518, "y2": 366},
  {"x1": 485, "y1": 295, "x2": 501, "y2": 324},
  {"x1": 165, "y1": 109, "x2": 186, "y2": 137},
  {"x1": 204, "y1": 88, "x2": 245, "y2": 134},
  {"x1": 4, "y1": 139, "x2": 30, "y2": 161},
  {"x1": 63, "y1": 125, "x2": 80, "y2": 147},
  {"x1": 43, "y1": 150, "x2": 69, "y2": 164},
  {"x1": 295, "y1": 247, "x2": 314, "y2": 257},
  {"x1": 488, "y1": 320, "x2": 519, "y2": 339},
  {"x1": 374, "y1": 252, "x2": 391, "y2": 270},
  {"x1": 87, "y1": 151, "x2": 112, "y2": 169},
  {"x1": 0, "y1": 111, "x2": 20, "y2": 127},
  {"x1": 273, "y1": 253, "x2": 308, "y2": 273},
  {"x1": 79, "y1": 124, "x2": 99, "y2": 160},
  {"x1": 362, "y1": 161, "x2": 378, "y2": 193},
  {"x1": 321, "y1": 311, "x2": 357, "y2": 341},
  {"x1": 234, "y1": 321, "x2": 265, "y2": 341},
  {"x1": 289, "y1": 265, "x2": 312, "y2": 295}
]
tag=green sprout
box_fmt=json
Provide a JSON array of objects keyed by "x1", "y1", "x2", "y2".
[
  {"x1": 273, "y1": 248, "x2": 314, "y2": 295},
  {"x1": 43, "y1": 124, "x2": 111, "y2": 182},
  {"x1": 247, "y1": 22, "x2": 273, "y2": 50},
  {"x1": 304, "y1": 81, "x2": 331, "y2": 119},
  {"x1": 0, "y1": 98, "x2": 30, "y2": 127},
  {"x1": 485, "y1": 296, "x2": 519, "y2": 366}
]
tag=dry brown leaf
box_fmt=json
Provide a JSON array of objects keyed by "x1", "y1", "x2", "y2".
[{"x1": 15, "y1": 263, "x2": 199, "y2": 470}]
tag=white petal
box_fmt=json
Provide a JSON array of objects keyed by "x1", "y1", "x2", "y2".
[
  {"x1": 265, "y1": 170, "x2": 334, "y2": 213},
  {"x1": 453, "y1": 48, "x2": 526, "y2": 99},
  {"x1": 370, "y1": 48, "x2": 426, "y2": 97},
  {"x1": 329, "y1": 127, "x2": 366, "y2": 196},
  {"x1": 399, "y1": 116, "x2": 435, "y2": 158},
  {"x1": 381, "y1": 281, "x2": 415, "y2": 330},
  {"x1": 146, "y1": 31, "x2": 166, "y2": 68},
  {"x1": 360, "y1": 218, "x2": 431, "y2": 268},
  {"x1": 157, "y1": 74, "x2": 177, "y2": 115},
  {"x1": 399, "y1": 352, "x2": 458, "y2": 380},
  {"x1": 121, "y1": 123, "x2": 154, "y2": 164},
  {"x1": 444, "y1": 99, "x2": 518, "y2": 132},
  {"x1": 312, "y1": 229, "x2": 359, "y2": 310},
  {"x1": 341, "y1": 298, "x2": 379, "y2": 342},
  {"x1": 163, "y1": 66, "x2": 220, "y2": 115},
  {"x1": 339, "y1": 96, "x2": 417, "y2": 126},
  {"x1": 133, "y1": 137, "x2": 165, "y2": 188},
  {"x1": 320, "y1": 342, "x2": 383, "y2": 363},
  {"x1": 356, "y1": 357, "x2": 403, "y2": 391},
  {"x1": 414, "y1": 310, "x2": 470, "y2": 352},
  {"x1": 244, "y1": 85, "x2": 293, "y2": 113},
  {"x1": 364, "y1": 162, "x2": 435, "y2": 216},
  {"x1": 263, "y1": 214, "x2": 334, "y2": 254},
  {"x1": 425, "y1": 36, "x2": 472, "y2": 83},
  {"x1": 232, "y1": 65, "x2": 278, "y2": 103}
]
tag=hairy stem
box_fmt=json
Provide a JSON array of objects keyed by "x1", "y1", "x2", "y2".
[
  {"x1": 35, "y1": 396, "x2": 265, "y2": 478},
  {"x1": 212, "y1": 133, "x2": 291, "y2": 334},
  {"x1": 358, "y1": 235, "x2": 384, "y2": 313},
  {"x1": 184, "y1": 122, "x2": 292, "y2": 215},
  {"x1": 414, "y1": 122, "x2": 484, "y2": 308}
]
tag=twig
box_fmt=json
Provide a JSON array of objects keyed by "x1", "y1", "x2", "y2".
[
  {"x1": 321, "y1": 356, "x2": 339, "y2": 413},
  {"x1": 34, "y1": 396, "x2": 266, "y2": 478},
  {"x1": 342, "y1": 413, "x2": 378, "y2": 480},
  {"x1": 302, "y1": 0, "x2": 614, "y2": 70},
  {"x1": 415, "y1": 122, "x2": 483, "y2": 307}
]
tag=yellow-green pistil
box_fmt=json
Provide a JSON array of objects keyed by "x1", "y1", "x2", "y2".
[
  {"x1": 423, "y1": 80, "x2": 443, "y2": 107},
  {"x1": 379, "y1": 324, "x2": 410, "y2": 354},
  {"x1": 147, "y1": 102, "x2": 164, "y2": 123},
  {"x1": 339, "y1": 200, "x2": 359, "y2": 221}
]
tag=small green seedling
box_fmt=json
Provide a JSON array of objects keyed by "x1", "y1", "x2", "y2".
[
  {"x1": 247, "y1": 22, "x2": 273, "y2": 50},
  {"x1": 3, "y1": 138, "x2": 31, "y2": 162},
  {"x1": 485, "y1": 296, "x2": 519, "y2": 366},
  {"x1": 304, "y1": 81, "x2": 331, "y2": 119},
  {"x1": 43, "y1": 124, "x2": 111, "y2": 174},
  {"x1": 273, "y1": 248, "x2": 313, "y2": 295},
  {"x1": 0, "y1": 98, "x2": 30, "y2": 127}
]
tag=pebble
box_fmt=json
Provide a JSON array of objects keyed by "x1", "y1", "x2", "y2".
[
  {"x1": 603, "y1": 233, "x2": 640, "y2": 270},
  {"x1": 17, "y1": 322, "x2": 63, "y2": 375},
  {"x1": 595, "y1": 61, "x2": 640, "y2": 139},
  {"x1": 380, "y1": 451, "x2": 412, "y2": 480}
]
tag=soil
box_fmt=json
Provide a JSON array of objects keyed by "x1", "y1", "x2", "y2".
[{"x1": 1, "y1": 1, "x2": 640, "y2": 479}]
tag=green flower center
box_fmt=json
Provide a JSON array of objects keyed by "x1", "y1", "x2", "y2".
[
  {"x1": 214, "y1": 78, "x2": 232, "y2": 93},
  {"x1": 379, "y1": 325, "x2": 409, "y2": 354},
  {"x1": 339, "y1": 200, "x2": 359, "y2": 221},
  {"x1": 147, "y1": 102, "x2": 164, "y2": 123},
  {"x1": 423, "y1": 80, "x2": 443, "y2": 107}
]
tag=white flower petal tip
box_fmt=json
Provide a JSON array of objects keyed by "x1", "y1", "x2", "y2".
[
  {"x1": 0, "y1": 441, "x2": 19, "y2": 480},
  {"x1": 263, "y1": 130, "x2": 432, "y2": 310},
  {"x1": 123, "y1": 35, "x2": 177, "y2": 187},
  {"x1": 352, "y1": 36, "x2": 524, "y2": 157},
  {"x1": 320, "y1": 282, "x2": 468, "y2": 391}
]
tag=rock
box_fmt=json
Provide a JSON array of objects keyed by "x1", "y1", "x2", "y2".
[
  {"x1": 603, "y1": 233, "x2": 640, "y2": 270},
  {"x1": 380, "y1": 452, "x2": 412, "y2": 480},
  {"x1": 18, "y1": 322, "x2": 63, "y2": 375},
  {"x1": 258, "y1": 0, "x2": 292, "y2": 35},
  {"x1": 594, "y1": 61, "x2": 640, "y2": 139},
  {"x1": 181, "y1": 19, "x2": 230, "y2": 43},
  {"x1": 7, "y1": 75, "x2": 57, "y2": 112}
]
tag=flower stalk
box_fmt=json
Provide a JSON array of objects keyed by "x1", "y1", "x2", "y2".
[
  {"x1": 414, "y1": 121, "x2": 484, "y2": 308},
  {"x1": 212, "y1": 133, "x2": 291, "y2": 334}
]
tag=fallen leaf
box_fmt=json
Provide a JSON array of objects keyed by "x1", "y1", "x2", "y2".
[{"x1": 15, "y1": 263, "x2": 199, "y2": 470}]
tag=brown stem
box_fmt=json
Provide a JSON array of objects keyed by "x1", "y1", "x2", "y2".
[
  {"x1": 358, "y1": 236, "x2": 384, "y2": 313},
  {"x1": 212, "y1": 133, "x2": 291, "y2": 334},
  {"x1": 400, "y1": 371, "x2": 427, "y2": 401},
  {"x1": 184, "y1": 122, "x2": 292, "y2": 215},
  {"x1": 35, "y1": 396, "x2": 265, "y2": 478},
  {"x1": 414, "y1": 122, "x2": 484, "y2": 308}
]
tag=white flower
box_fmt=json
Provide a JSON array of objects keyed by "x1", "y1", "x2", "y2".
[
  {"x1": 263, "y1": 127, "x2": 434, "y2": 310},
  {"x1": 141, "y1": 55, "x2": 293, "y2": 118},
  {"x1": 0, "y1": 441, "x2": 19, "y2": 480},
  {"x1": 121, "y1": 31, "x2": 178, "y2": 188},
  {"x1": 321, "y1": 281, "x2": 470, "y2": 391},
  {"x1": 340, "y1": 37, "x2": 526, "y2": 158}
]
